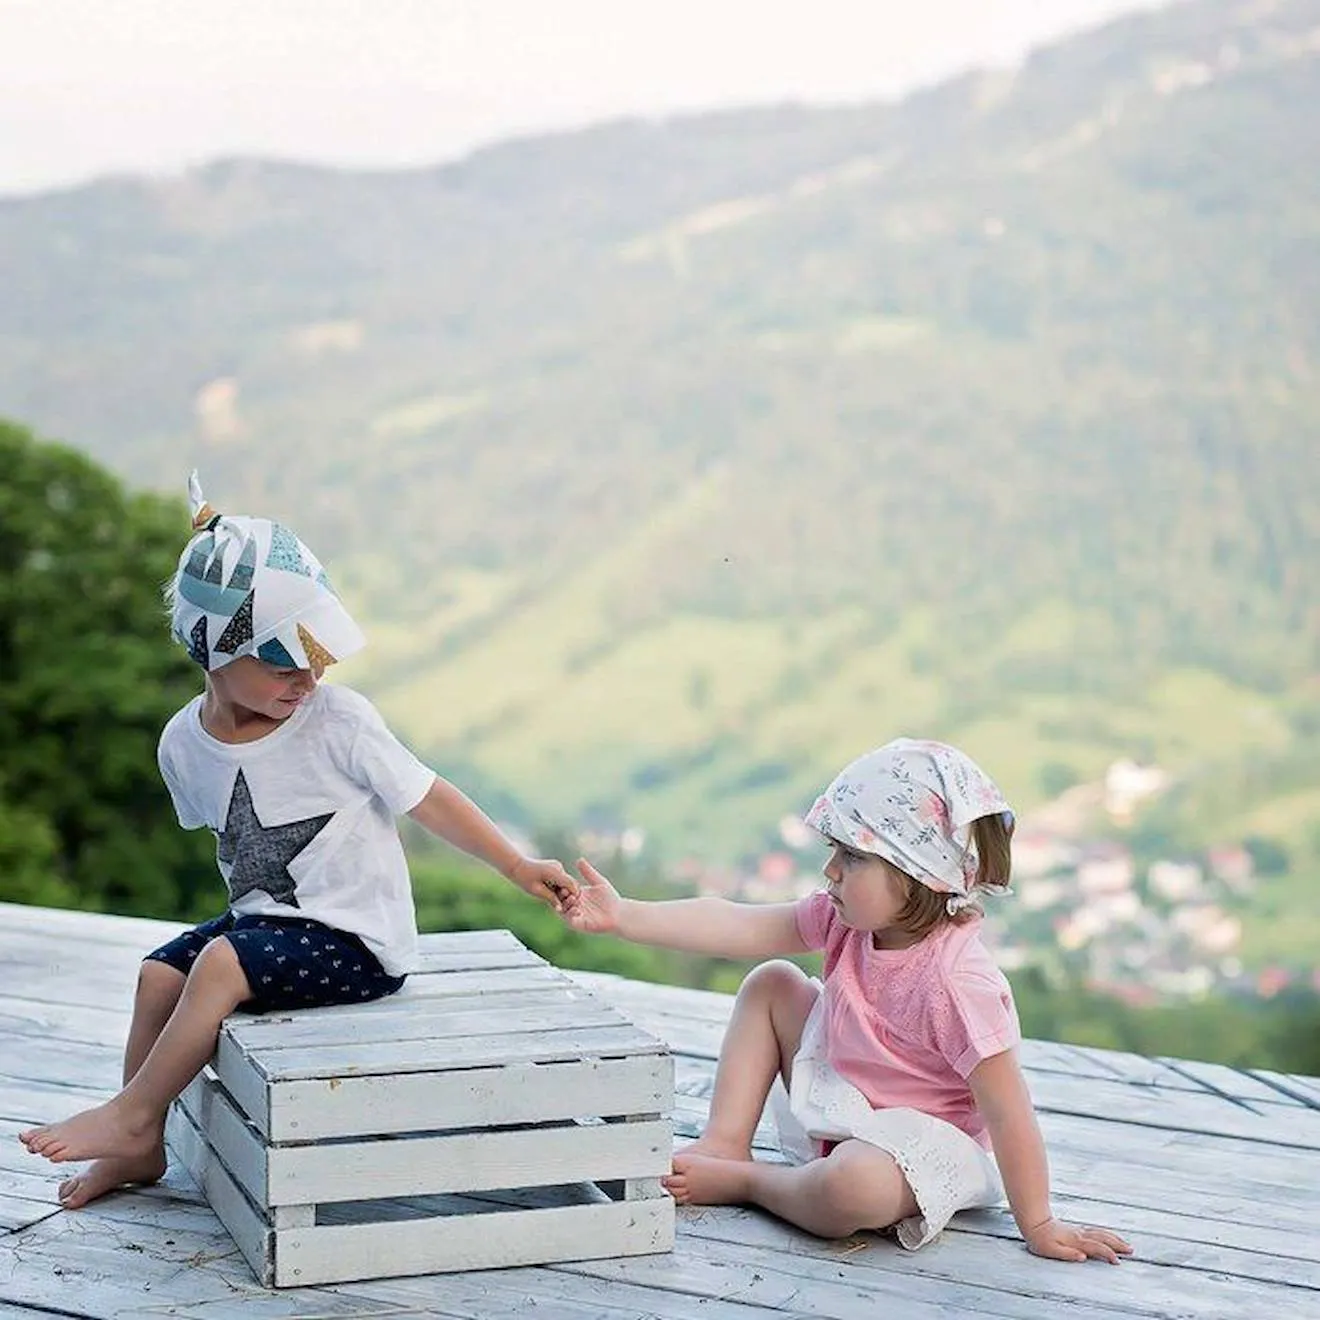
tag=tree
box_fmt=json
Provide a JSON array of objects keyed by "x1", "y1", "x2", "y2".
[{"x1": 0, "y1": 420, "x2": 214, "y2": 917}]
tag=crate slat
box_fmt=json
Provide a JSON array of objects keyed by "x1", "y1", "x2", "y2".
[
  {"x1": 272, "y1": 1054, "x2": 674, "y2": 1142},
  {"x1": 274, "y1": 1197, "x2": 675, "y2": 1287}
]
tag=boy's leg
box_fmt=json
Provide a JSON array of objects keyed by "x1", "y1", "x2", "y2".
[
  {"x1": 122, "y1": 960, "x2": 190, "y2": 1084},
  {"x1": 54, "y1": 959, "x2": 187, "y2": 1208},
  {"x1": 673, "y1": 960, "x2": 818, "y2": 1164},
  {"x1": 21, "y1": 938, "x2": 251, "y2": 1165}
]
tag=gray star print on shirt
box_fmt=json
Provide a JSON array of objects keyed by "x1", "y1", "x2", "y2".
[{"x1": 216, "y1": 769, "x2": 334, "y2": 907}]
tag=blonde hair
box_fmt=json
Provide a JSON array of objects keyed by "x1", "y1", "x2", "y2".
[{"x1": 890, "y1": 812, "x2": 1015, "y2": 942}]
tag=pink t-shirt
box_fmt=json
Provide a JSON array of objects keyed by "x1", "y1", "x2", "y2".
[{"x1": 795, "y1": 889, "x2": 1020, "y2": 1148}]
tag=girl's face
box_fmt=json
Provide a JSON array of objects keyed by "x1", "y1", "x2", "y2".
[
  {"x1": 822, "y1": 840, "x2": 918, "y2": 947},
  {"x1": 207, "y1": 655, "x2": 324, "y2": 722}
]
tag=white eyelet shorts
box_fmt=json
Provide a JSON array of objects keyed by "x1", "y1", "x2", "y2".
[{"x1": 771, "y1": 990, "x2": 1003, "y2": 1249}]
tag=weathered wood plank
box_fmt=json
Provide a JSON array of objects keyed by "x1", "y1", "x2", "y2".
[
  {"x1": 275, "y1": 1198, "x2": 675, "y2": 1286},
  {"x1": 0, "y1": 995, "x2": 130, "y2": 1050},
  {"x1": 1154, "y1": 1056, "x2": 1310, "y2": 1107},
  {"x1": 345, "y1": 1265, "x2": 797, "y2": 1320},
  {"x1": 224, "y1": 988, "x2": 622, "y2": 1051},
  {"x1": 415, "y1": 927, "x2": 527, "y2": 953},
  {"x1": 0, "y1": 1206, "x2": 407, "y2": 1317},
  {"x1": 253, "y1": 1023, "x2": 666, "y2": 1080},
  {"x1": 558, "y1": 1229, "x2": 1125, "y2": 1320},
  {"x1": 1251, "y1": 1067, "x2": 1320, "y2": 1109},
  {"x1": 0, "y1": 1038, "x2": 121, "y2": 1094},
  {"x1": 267, "y1": 1118, "x2": 671, "y2": 1205},
  {"x1": 0, "y1": 901, "x2": 173, "y2": 948},
  {"x1": 413, "y1": 946, "x2": 547, "y2": 973},
  {"x1": 231, "y1": 965, "x2": 569, "y2": 1032},
  {"x1": 269, "y1": 1053, "x2": 674, "y2": 1141},
  {"x1": 1026, "y1": 1069, "x2": 1320, "y2": 1149},
  {"x1": 944, "y1": 1196, "x2": 1320, "y2": 1288},
  {"x1": 0, "y1": 1077, "x2": 112, "y2": 1127},
  {"x1": 0, "y1": 1194, "x2": 59, "y2": 1233}
]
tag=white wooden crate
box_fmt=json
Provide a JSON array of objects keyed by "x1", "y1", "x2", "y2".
[{"x1": 166, "y1": 929, "x2": 674, "y2": 1287}]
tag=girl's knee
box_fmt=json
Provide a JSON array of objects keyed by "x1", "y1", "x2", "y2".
[
  {"x1": 816, "y1": 1143, "x2": 914, "y2": 1234},
  {"x1": 740, "y1": 959, "x2": 811, "y2": 1001}
]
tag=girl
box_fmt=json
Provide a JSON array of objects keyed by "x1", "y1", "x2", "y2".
[
  {"x1": 562, "y1": 738, "x2": 1131, "y2": 1263},
  {"x1": 20, "y1": 474, "x2": 576, "y2": 1208}
]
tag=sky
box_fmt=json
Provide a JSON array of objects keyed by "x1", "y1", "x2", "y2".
[{"x1": 0, "y1": 0, "x2": 1172, "y2": 196}]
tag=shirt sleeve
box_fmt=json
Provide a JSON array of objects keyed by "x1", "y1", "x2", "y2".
[
  {"x1": 342, "y1": 692, "x2": 437, "y2": 814},
  {"x1": 156, "y1": 732, "x2": 206, "y2": 830},
  {"x1": 934, "y1": 966, "x2": 1022, "y2": 1079},
  {"x1": 794, "y1": 889, "x2": 836, "y2": 952}
]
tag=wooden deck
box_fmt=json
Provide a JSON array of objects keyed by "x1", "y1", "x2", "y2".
[{"x1": 1, "y1": 900, "x2": 1317, "y2": 1319}]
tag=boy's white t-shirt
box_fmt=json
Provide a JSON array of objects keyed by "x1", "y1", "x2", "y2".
[{"x1": 157, "y1": 684, "x2": 436, "y2": 976}]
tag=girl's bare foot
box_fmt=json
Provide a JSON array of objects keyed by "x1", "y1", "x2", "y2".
[
  {"x1": 56, "y1": 1147, "x2": 168, "y2": 1210},
  {"x1": 20, "y1": 1099, "x2": 159, "y2": 1164},
  {"x1": 674, "y1": 1134, "x2": 753, "y2": 1163},
  {"x1": 663, "y1": 1152, "x2": 756, "y2": 1206}
]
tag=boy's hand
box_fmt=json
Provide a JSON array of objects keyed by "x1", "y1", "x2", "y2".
[
  {"x1": 559, "y1": 858, "x2": 622, "y2": 933},
  {"x1": 1025, "y1": 1217, "x2": 1132, "y2": 1264},
  {"x1": 508, "y1": 857, "x2": 578, "y2": 912}
]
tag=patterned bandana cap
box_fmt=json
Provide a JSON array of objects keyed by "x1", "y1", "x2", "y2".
[
  {"x1": 169, "y1": 472, "x2": 365, "y2": 673},
  {"x1": 804, "y1": 739, "x2": 1013, "y2": 899}
]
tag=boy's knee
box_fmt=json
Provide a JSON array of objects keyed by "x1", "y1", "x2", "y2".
[
  {"x1": 137, "y1": 958, "x2": 186, "y2": 1002},
  {"x1": 188, "y1": 936, "x2": 252, "y2": 999}
]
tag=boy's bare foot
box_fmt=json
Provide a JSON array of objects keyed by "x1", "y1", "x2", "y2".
[
  {"x1": 57, "y1": 1148, "x2": 168, "y2": 1209},
  {"x1": 663, "y1": 1152, "x2": 755, "y2": 1206},
  {"x1": 20, "y1": 1100, "x2": 159, "y2": 1165}
]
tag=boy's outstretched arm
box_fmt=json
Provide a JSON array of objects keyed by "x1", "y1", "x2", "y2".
[
  {"x1": 562, "y1": 859, "x2": 808, "y2": 960},
  {"x1": 408, "y1": 776, "x2": 577, "y2": 911}
]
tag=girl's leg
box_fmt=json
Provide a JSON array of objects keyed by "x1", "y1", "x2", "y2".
[
  {"x1": 688, "y1": 1138, "x2": 920, "y2": 1238},
  {"x1": 671, "y1": 959, "x2": 818, "y2": 1165},
  {"x1": 53, "y1": 959, "x2": 187, "y2": 1208},
  {"x1": 21, "y1": 938, "x2": 251, "y2": 1165}
]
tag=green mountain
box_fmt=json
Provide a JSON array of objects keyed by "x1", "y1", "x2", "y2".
[{"x1": 1, "y1": 0, "x2": 1318, "y2": 870}]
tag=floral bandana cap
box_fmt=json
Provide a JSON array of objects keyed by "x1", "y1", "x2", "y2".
[
  {"x1": 805, "y1": 738, "x2": 1014, "y2": 910},
  {"x1": 169, "y1": 472, "x2": 365, "y2": 673}
]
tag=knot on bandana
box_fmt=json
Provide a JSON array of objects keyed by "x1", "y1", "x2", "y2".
[
  {"x1": 169, "y1": 471, "x2": 365, "y2": 673},
  {"x1": 804, "y1": 739, "x2": 1013, "y2": 898}
]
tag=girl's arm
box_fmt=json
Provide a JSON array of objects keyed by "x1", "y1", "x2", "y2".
[
  {"x1": 407, "y1": 776, "x2": 576, "y2": 910},
  {"x1": 564, "y1": 859, "x2": 809, "y2": 960},
  {"x1": 969, "y1": 1050, "x2": 1132, "y2": 1264}
]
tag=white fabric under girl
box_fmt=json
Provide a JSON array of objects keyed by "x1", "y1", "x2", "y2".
[{"x1": 770, "y1": 989, "x2": 1002, "y2": 1250}]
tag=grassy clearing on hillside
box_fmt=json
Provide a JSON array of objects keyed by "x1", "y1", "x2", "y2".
[{"x1": 352, "y1": 551, "x2": 1310, "y2": 881}]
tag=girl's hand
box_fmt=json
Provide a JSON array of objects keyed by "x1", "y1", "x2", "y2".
[
  {"x1": 559, "y1": 858, "x2": 623, "y2": 933},
  {"x1": 1025, "y1": 1217, "x2": 1132, "y2": 1264},
  {"x1": 508, "y1": 857, "x2": 578, "y2": 912}
]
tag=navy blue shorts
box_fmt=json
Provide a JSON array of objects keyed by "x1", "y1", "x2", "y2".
[{"x1": 145, "y1": 912, "x2": 406, "y2": 1014}]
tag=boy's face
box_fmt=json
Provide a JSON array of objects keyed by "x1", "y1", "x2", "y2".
[{"x1": 207, "y1": 655, "x2": 324, "y2": 721}]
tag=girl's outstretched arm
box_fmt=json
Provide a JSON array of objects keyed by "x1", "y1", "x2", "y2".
[
  {"x1": 970, "y1": 1050, "x2": 1133, "y2": 1264},
  {"x1": 563, "y1": 859, "x2": 809, "y2": 961}
]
